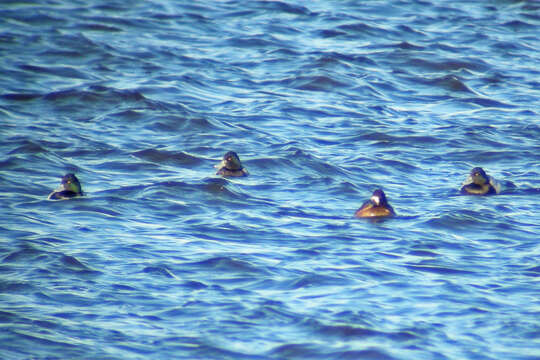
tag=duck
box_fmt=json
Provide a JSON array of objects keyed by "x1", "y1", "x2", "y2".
[
  {"x1": 48, "y1": 173, "x2": 83, "y2": 200},
  {"x1": 215, "y1": 151, "x2": 248, "y2": 177},
  {"x1": 460, "y1": 167, "x2": 501, "y2": 195},
  {"x1": 354, "y1": 189, "x2": 395, "y2": 218}
]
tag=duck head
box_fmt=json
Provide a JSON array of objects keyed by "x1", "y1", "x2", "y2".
[
  {"x1": 217, "y1": 151, "x2": 243, "y2": 171},
  {"x1": 370, "y1": 189, "x2": 388, "y2": 206},
  {"x1": 469, "y1": 167, "x2": 489, "y2": 186},
  {"x1": 60, "y1": 173, "x2": 82, "y2": 194}
]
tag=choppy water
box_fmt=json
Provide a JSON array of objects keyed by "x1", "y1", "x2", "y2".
[{"x1": 1, "y1": 1, "x2": 540, "y2": 359}]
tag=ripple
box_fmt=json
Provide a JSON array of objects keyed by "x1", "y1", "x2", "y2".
[
  {"x1": 19, "y1": 64, "x2": 89, "y2": 80},
  {"x1": 189, "y1": 256, "x2": 269, "y2": 275},
  {"x1": 286, "y1": 75, "x2": 350, "y2": 91},
  {"x1": 132, "y1": 149, "x2": 205, "y2": 166},
  {"x1": 424, "y1": 210, "x2": 496, "y2": 229},
  {"x1": 2, "y1": 246, "x2": 45, "y2": 263},
  {"x1": 43, "y1": 87, "x2": 145, "y2": 103},
  {"x1": 141, "y1": 266, "x2": 178, "y2": 279},
  {"x1": 1, "y1": 1, "x2": 539, "y2": 359},
  {"x1": 428, "y1": 75, "x2": 475, "y2": 93},
  {"x1": 405, "y1": 264, "x2": 477, "y2": 276},
  {"x1": 407, "y1": 57, "x2": 489, "y2": 72}
]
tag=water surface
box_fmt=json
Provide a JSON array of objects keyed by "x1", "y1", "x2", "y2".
[{"x1": 1, "y1": 1, "x2": 539, "y2": 359}]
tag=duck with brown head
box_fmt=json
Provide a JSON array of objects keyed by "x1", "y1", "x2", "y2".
[
  {"x1": 48, "y1": 173, "x2": 83, "y2": 200},
  {"x1": 354, "y1": 189, "x2": 395, "y2": 218},
  {"x1": 460, "y1": 167, "x2": 500, "y2": 195},
  {"x1": 215, "y1": 151, "x2": 248, "y2": 177}
]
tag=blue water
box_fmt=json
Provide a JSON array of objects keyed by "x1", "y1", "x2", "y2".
[{"x1": 1, "y1": 1, "x2": 539, "y2": 359}]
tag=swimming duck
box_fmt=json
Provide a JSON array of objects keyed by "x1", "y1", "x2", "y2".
[
  {"x1": 48, "y1": 173, "x2": 83, "y2": 200},
  {"x1": 460, "y1": 167, "x2": 500, "y2": 195},
  {"x1": 354, "y1": 189, "x2": 395, "y2": 218},
  {"x1": 215, "y1": 151, "x2": 248, "y2": 177}
]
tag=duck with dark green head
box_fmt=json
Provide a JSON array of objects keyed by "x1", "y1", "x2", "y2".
[
  {"x1": 354, "y1": 189, "x2": 395, "y2": 218},
  {"x1": 460, "y1": 167, "x2": 500, "y2": 195},
  {"x1": 215, "y1": 151, "x2": 248, "y2": 177},
  {"x1": 48, "y1": 173, "x2": 83, "y2": 200}
]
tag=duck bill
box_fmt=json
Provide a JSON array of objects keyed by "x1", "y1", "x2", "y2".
[
  {"x1": 214, "y1": 159, "x2": 226, "y2": 169},
  {"x1": 462, "y1": 174, "x2": 474, "y2": 186}
]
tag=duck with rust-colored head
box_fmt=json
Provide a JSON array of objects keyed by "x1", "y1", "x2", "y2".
[
  {"x1": 215, "y1": 151, "x2": 248, "y2": 177},
  {"x1": 460, "y1": 167, "x2": 501, "y2": 195},
  {"x1": 354, "y1": 189, "x2": 395, "y2": 218},
  {"x1": 48, "y1": 173, "x2": 83, "y2": 200}
]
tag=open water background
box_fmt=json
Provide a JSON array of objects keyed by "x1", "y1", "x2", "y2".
[{"x1": 1, "y1": 1, "x2": 540, "y2": 359}]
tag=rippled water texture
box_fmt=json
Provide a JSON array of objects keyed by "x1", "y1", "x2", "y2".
[{"x1": 1, "y1": 1, "x2": 539, "y2": 359}]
